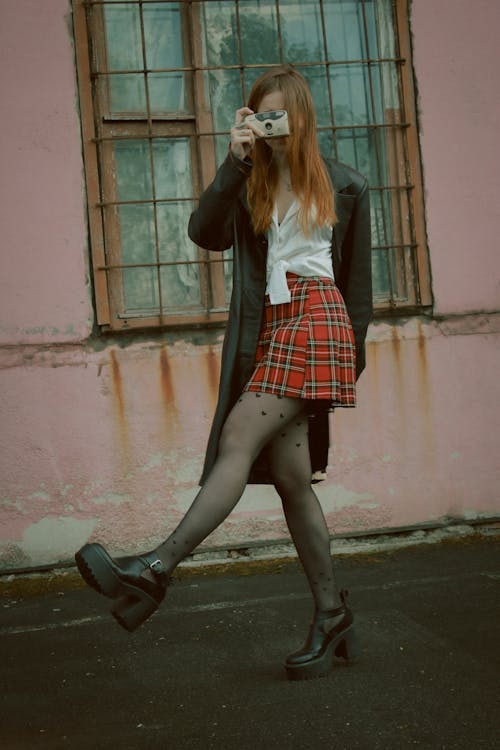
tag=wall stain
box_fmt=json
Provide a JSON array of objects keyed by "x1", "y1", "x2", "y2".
[
  {"x1": 390, "y1": 327, "x2": 405, "y2": 411},
  {"x1": 205, "y1": 344, "x2": 221, "y2": 406},
  {"x1": 365, "y1": 340, "x2": 379, "y2": 389},
  {"x1": 159, "y1": 347, "x2": 179, "y2": 433},
  {"x1": 416, "y1": 321, "x2": 435, "y2": 461},
  {"x1": 390, "y1": 326, "x2": 401, "y2": 368},
  {"x1": 416, "y1": 320, "x2": 430, "y2": 410},
  {"x1": 110, "y1": 348, "x2": 130, "y2": 461},
  {"x1": 364, "y1": 340, "x2": 381, "y2": 430},
  {"x1": 110, "y1": 349, "x2": 125, "y2": 416},
  {"x1": 159, "y1": 347, "x2": 175, "y2": 408}
]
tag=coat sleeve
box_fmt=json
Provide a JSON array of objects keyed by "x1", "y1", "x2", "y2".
[
  {"x1": 338, "y1": 178, "x2": 373, "y2": 379},
  {"x1": 188, "y1": 151, "x2": 253, "y2": 252}
]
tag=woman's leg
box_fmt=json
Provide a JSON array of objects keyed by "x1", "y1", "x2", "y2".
[
  {"x1": 152, "y1": 391, "x2": 305, "y2": 576},
  {"x1": 271, "y1": 428, "x2": 356, "y2": 680},
  {"x1": 267, "y1": 416, "x2": 342, "y2": 611}
]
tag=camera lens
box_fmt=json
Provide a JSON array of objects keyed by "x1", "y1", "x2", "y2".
[{"x1": 265, "y1": 122, "x2": 272, "y2": 130}]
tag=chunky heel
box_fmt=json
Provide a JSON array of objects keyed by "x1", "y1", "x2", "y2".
[
  {"x1": 285, "y1": 590, "x2": 357, "y2": 680},
  {"x1": 111, "y1": 594, "x2": 159, "y2": 632},
  {"x1": 335, "y1": 626, "x2": 359, "y2": 661}
]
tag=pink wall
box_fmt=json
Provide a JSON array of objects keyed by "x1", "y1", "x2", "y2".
[
  {"x1": 1, "y1": 322, "x2": 499, "y2": 568},
  {"x1": 410, "y1": 0, "x2": 500, "y2": 315},
  {"x1": 0, "y1": 0, "x2": 92, "y2": 344},
  {"x1": 0, "y1": 1, "x2": 499, "y2": 569}
]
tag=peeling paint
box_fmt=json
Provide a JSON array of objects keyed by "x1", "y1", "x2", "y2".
[
  {"x1": 22, "y1": 327, "x2": 48, "y2": 336},
  {"x1": 22, "y1": 517, "x2": 98, "y2": 564},
  {"x1": 141, "y1": 453, "x2": 163, "y2": 472},
  {"x1": 317, "y1": 484, "x2": 375, "y2": 512},
  {"x1": 164, "y1": 454, "x2": 202, "y2": 485},
  {"x1": 27, "y1": 491, "x2": 50, "y2": 503},
  {"x1": 91, "y1": 493, "x2": 133, "y2": 506}
]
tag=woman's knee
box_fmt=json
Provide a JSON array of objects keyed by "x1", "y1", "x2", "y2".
[
  {"x1": 271, "y1": 465, "x2": 311, "y2": 500},
  {"x1": 218, "y1": 416, "x2": 260, "y2": 463},
  {"x1": 218, "y1": 420, "x2": 245, "y2": 458}
]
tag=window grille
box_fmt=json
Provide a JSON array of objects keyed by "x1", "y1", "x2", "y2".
[{"x1": 74, "y1": 0, "x2": 431, "y2": 331}]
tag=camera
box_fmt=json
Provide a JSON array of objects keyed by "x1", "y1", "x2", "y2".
[{"x1": 244, "y1": 110, "x2": 290, "y2": 138}]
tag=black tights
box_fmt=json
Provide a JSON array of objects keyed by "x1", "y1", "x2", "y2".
[{"x1": 154, "y1": 391, "x2": 341, "y2": 611}]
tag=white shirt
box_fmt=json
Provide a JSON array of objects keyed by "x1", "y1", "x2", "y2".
[{"x1": 265, "y1": 200, "x2": 334, "y2": 305}]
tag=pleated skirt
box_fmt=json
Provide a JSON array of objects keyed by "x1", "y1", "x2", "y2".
[{"x1": 244, "y1": 274, "x2": 356, "y2": 409}]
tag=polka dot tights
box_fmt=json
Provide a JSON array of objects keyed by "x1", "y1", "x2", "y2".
[{"x1": 153, "y1": 391, "x2": 342, "y2": 611}]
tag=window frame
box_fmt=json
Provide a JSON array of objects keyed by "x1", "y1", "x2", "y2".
[{"x1": 73, "y1": 0, "x2": 432, "y2": 333}]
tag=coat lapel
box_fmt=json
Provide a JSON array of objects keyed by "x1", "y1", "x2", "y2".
[
  {"x1": 326, "y1": 160, "x2": 357, "y2": 276},
  {"x1": 333, "y1": 192, "x2": 357, "y2": 254}
]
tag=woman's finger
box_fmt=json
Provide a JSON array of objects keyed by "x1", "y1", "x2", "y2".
[
  {"x1": 234, "y1": 106, "x2": 254, "y2": 126},
  {"x1": 246, "y1": 119, "x2": 266, "y2": 139},
  {"x1": 230, "y1": 124, "x2": 254, "y2": 159}
]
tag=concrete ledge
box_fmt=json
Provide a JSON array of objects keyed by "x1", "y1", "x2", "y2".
[{"x1": 0, "y1": 518, "x2": 498, "y2": 599}]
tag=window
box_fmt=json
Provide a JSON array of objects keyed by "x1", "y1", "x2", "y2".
[{"x1": 74, "y1": 0, "x2": 431, "y2": 331}]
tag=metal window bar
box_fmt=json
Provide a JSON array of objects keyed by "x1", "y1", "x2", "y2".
[
  {"x1": 89, "y1": 57, "x2": 407, "y2": 77},
  {"x1": 318, "y1": 0, "x2": 338, "y2": 159},
  {"x1": 234, "y1": 0, "x2": 245, "y2": 99},
  {"x1": 94, "y1": 182, "x2": 416, "y2": 208},
  {"x1": 274, "y1": 0, "x2": 284, "y2": 67},
  {"x1": 392, "y1": 6, "x2": 422, "y2": 306},
  {"x1": 82, "y1": 0, "x2": 424, "y2": 327},
  {"x1": 97, "y1": 241, "x2": 418, "y2": 271},
  {"x1": 92, "y1": 122, "x2": 411, "y2": 140},
  {"x1": 138, "y1": 2, "x2": 165, "y2": 322},
  {"x1": 360, "y1": 0, "x2": 395, "y2": 303}
]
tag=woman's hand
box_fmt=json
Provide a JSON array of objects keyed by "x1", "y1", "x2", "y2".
[{"x1": 230, "y1": 107, "x2": 264, "y2": 161}]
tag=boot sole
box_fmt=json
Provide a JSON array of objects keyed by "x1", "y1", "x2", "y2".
[
  {"x1": 285, "y1": 625, "x2": 358, "y2": 681},
  {"x1": 75, "y1": 543, "x2": 162, "y2": 632}
]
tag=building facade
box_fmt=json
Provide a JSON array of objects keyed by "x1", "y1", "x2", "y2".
[{"x1": 1, "y1": 0, "x2": 499, "y2": 569}]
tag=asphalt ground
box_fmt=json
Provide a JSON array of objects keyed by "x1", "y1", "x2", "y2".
[{"x1": 1, "y1": 535, "x2": 499, "y2": 750}]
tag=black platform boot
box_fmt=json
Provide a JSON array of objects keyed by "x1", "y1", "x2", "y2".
[
  {"x1": 75, "y1": 543, "x2": 169, "y2": 632},
  {"x1": 285, "y1": 590, "x2": 358, "y2": 680}
]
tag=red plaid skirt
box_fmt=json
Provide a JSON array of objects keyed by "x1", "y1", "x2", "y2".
[{"x1": 244, "y1": 274, "x2": 356, "y2": 408}]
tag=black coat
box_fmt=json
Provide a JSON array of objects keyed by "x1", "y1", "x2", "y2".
[{"x1": 188, "y1": 152, "x2": 373, "y2": 484}]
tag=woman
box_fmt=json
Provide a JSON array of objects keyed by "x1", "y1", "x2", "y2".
[{"x1": 75, "y1": 67, "x2": 372, "y2": 681}]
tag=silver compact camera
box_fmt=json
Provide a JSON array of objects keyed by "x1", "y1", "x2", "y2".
[{"x1": 244, "y1": 109, "x2": 290, "y2": 138}]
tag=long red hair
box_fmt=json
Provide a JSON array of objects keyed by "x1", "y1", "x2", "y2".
[{"x1": 246, "y1": 66, "x2": 336, "y2": 236}]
